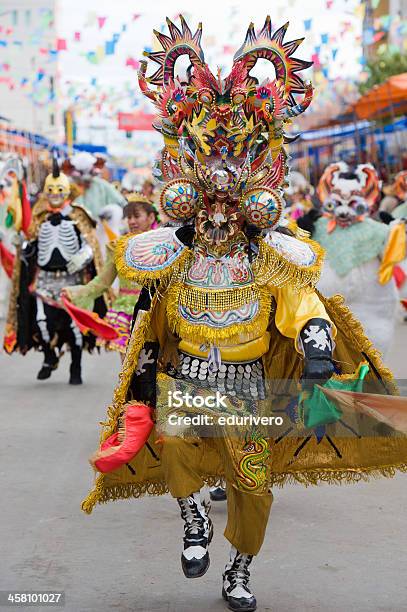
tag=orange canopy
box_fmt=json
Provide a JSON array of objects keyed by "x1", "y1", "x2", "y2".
[{"x1": 350, "y1": 73, "x2": 407, "y2": 120}]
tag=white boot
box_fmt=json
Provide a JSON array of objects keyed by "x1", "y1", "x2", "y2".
[
  {"x1": 222, "y1": 546, "x2": 257, "y2": 611},
  {"x1": 177, "y1": 491, "x2": 213, "y2": 578}
]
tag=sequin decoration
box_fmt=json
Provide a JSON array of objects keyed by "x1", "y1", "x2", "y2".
[
  {"x1": 173, "y1": 352, "x2": 266, "y2": 401},
  {"x1": 240, "y1": 187, "x2": 283, "y2": 229},
  {"x1": 160, "y1": 179, "x2": 199, "y2": 220}
]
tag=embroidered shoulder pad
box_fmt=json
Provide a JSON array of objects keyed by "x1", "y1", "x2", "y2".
[
  {"x1": 254, "y1": 231, "x2": 324, "y2": 289},
  {"x1": 115, "y1": 227, "x2": 189, "y2": 284},
  {"x1": 264, "y1": 231, "x2": 318, "y2": 266}
]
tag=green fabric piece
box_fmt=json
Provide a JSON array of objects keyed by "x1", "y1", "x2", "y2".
[
  {"x1": 313, "y1": 216, "x2": 389, "y2": 277},
  {"x1": 299, "y1": 364, "x2": 370, "y2": 429},
  {"x1": 392, "y1": 202, "x2": 407, "y2": 219}
]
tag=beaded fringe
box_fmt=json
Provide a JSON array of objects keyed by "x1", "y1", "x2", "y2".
[
  {"x1": 253, "y1": 236, "x2": 325, "y2": 289},
  {"x1": 166, "y1": 283, "x2": 273, "y2": 344}
]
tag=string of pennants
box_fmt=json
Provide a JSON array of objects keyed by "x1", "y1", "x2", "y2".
[{"x1": 0, "y1": 2, "x2": 405, "y2": 121}]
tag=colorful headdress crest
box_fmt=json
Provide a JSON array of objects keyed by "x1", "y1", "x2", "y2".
[{"x1": 140, "y1": 16, "x2": 314, "y2": 231}]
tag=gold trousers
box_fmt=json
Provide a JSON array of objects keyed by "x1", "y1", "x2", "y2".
[{"x1": 161, "y1": 435, "x2": 273, "y2": 555}]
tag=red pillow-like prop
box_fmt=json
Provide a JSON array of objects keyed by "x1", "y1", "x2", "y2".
[{"x1": 90, "y1": 402, "x2": 154, "y2": 473}]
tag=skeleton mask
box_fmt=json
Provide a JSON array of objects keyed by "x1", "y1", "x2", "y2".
[{"x1": 44, "y1": 157, "x2": 71, "y2": 209}]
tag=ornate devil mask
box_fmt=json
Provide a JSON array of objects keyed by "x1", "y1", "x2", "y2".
[{"x1": 139, "y1": 16, "x2": 314, "y2": 248}]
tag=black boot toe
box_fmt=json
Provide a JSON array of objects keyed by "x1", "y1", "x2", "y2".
[
  {"x1": 224, "y1": 594, "x2": 257, "y2": 612},
  {"x1": 209, "y1": 487, "x2": 227, "y2": 502},
  {"x1": 181, "y1": 551, "x2": 210, "y2": 578}
]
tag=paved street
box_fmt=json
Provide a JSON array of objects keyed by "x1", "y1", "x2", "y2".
[{"x1": 1, "y1": 321, "x2": 407, "y2": 612}]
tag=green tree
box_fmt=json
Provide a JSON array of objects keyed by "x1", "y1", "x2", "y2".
[{"x1": 359, "y1": 49, "x2": 407, "y2": 94}]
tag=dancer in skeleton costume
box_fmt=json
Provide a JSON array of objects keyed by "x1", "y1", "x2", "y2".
[
  {"x1": 4, "y1": 158, "x2": 106, "y2": 384},
  {"x1": 298, "y1": 162, "x2": 406, "y2": 357},
  {"x1": 63, "y1": 195, "x2": 157, "y2": 357},
  {"x1": 81, "y1": 17, "x2": 407, "y2": 612}
]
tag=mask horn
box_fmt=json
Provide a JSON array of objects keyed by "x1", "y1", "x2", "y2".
[
  {"x1": 317, "y1": 163, "x2": 340, "y2": 204},
  {"x1": 52, "y1": 153, "x2": 60, "y2": 179},
  {"x1": 358, "y1": 165, "x2": 380, "y2": 208}
]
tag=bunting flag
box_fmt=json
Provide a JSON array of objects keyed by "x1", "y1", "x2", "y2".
[
  {"x1": 56, "y1": 38, "x2": 67, "y2": 51},
  {"x1": 0, "y1": 3, "x2": 382, "y2": 125},
  {"x1": 98, "y1": 17, "x2": 107, "y2": 29},
  {"x1": 126, "y1": 57, "x2": 140, "y2": 70}
]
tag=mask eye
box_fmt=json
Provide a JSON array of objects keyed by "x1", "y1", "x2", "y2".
[
  {"x1": 167, "y1": 101, "x2": 178, "y2": 115},
  {"x1": 349, "y1": 198, "x2": 367, "y2": 215},
  {"x1": 324, "y1": 199, "x2": 336, "y2": 212},
  {"x1": 198, "y1": 88, "x2": 214, "y2": 105},
  {"x1": 231, "y1": 89, "x2": 246, "y2": 105}
]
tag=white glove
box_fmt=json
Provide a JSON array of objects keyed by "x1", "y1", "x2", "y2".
[{"x1": 67, "y1": 244, "x2": 93, "y2": 274}]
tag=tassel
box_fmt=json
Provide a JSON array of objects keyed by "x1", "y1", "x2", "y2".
[{"x1": 208, "y1": 344, "x2": 221, "y2": 373}]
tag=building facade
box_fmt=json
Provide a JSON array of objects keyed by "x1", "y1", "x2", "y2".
[{"x1": 0, "y1": 0, "x2": 61, "y2": 139}]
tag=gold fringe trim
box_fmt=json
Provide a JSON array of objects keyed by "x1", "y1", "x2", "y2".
[
  {"x1": 99, "y1": 303, "x2": 157, "y2": 441},
  {"x1": 253, "y1": 236, "x2": 325, "y2": 290},
  {"x1": 270, "y1": 462, "x2": 407, "y2": 488},
  {"x1": 114, "y1": 234, "x2": 193, "y2": 287},
  {"x1": 81, "y1": 300, "x2": 157, "y2": 513},
  {"x1": 321, "y1": 292, "x2": 397, "y2": 393},
  {"x1": 166, "y1": 282, "x2": 273, "y2": 344},
  {"x1": 81, "y1": 473, "x2": 224, "y2": 514},
  {"x1": 81, "y1": 303, "x2": 157, "y2": 514},
  {"x1": 81, "y1": 463, "x2": 407, "y2": 514}
]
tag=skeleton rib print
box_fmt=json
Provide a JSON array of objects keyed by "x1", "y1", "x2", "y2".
[{"x1": 38, "y1": 219, "x2": 81, "y2": 267}]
